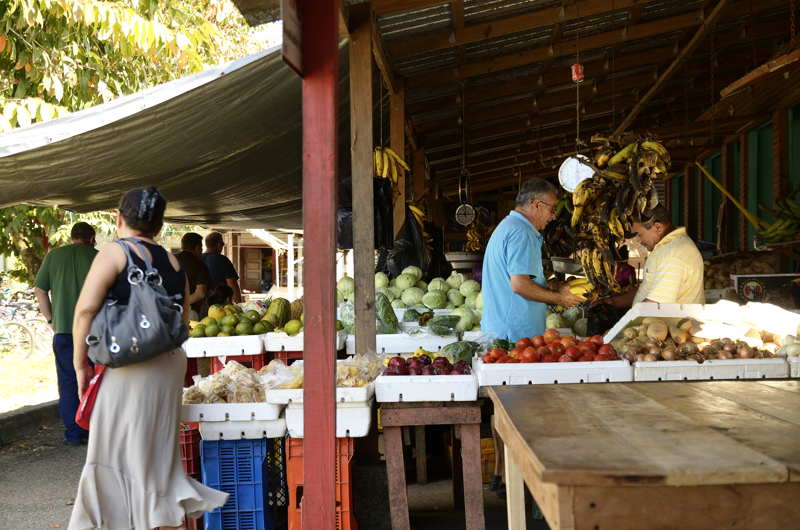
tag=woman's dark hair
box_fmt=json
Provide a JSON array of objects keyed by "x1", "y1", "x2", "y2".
[
  {"x1": 119, "y1": 187, "x2": 166, "y2": 237},
  {"x1": 208, "y1": 284, "x2": 233, "y2": 306}
]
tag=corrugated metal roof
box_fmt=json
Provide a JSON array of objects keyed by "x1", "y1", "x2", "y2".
[
  {"x1": 464, "y1": 0, "x2": 562, "y2": 25},
  {"x1": 377, "y1": 4, "x2": 452, "y2": 41},
  {"x1": 640, "y1": 0, "x2": 705, "y2": 23},
  {"x1": 463, "y1": 26, "x2": 553, "y2": 62},
  {"x1": 561, "y1": 9, "x2": 630, "y2": 41},
  {"x1": 394, "y1": 48, "x2": 459, "y2": 77}
]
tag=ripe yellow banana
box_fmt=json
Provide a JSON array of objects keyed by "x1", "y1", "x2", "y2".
[
  {"x1": 374, "y1": 148, "x2": 383, "y2": 177},
  {"x1": 641, "y1": 141, "x2": 667, "y2": 157},
  {"x1": 385, "y1": 147, "x2": 410, "y2": 171},
  {"x1": 382, "y1": 150, "x2": 389, "y2": 179},
  {"x1": 608, "y1": 142, "x2": 638, "y2": 166},
  {"x1": 390, "y1": 158, "x2": 398, "y2": 183}
]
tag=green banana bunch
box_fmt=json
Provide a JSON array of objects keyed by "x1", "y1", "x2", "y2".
[{"x1": 757, "y1": 189, "x2": 800, "y2": 243}]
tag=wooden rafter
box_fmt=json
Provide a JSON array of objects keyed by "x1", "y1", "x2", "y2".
[{"x1": 370, "y1": 12, "x2": 399, "y2": 93}]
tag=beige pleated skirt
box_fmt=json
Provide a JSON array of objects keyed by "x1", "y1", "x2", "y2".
[{"x1": 69, "y1": 349, "x2": 228, "y2": 530}]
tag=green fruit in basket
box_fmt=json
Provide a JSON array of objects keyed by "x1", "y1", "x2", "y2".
[
  {"x1": 244, "y1": 310, "x2": 261, "y2": 323},
  {"x1": 259, "y1": 320, "x2": 275, "y2": 333},
  {"x1": 204, "y1": 324, "x2": 220, "y2": 337},
  {"x1": 252, "y1": 322, "x2": 268, "y2": 334},
  {"x1": 221, "y1": 325, "x2": 235, "y2": 335},
  {"x1": 336, "y1": 319, "x2": 343, "y2": 331},
  {"x1": 201, "y1": 316, "x2": 217, "y2": 327},
  {"x1": 190, "y1": 325, "x2": 206, "y2": 338},
  {"x1": 235, "y1": 321, "x2": 254, "y2": 336},
  {"x1": 217, "y1": 332, "x2": 231, "y2": 337},
  {"x1": 285, "y1": 319, "x2": 303, "y2": 336},
  {"x1": 207, "y1": 305, "x2": 226, "y2": 320},
  {"x1": 224, "y1": 304, "x2": 241, "y2": 314},
  {"x1": 220, "y1": 314, "x2": 238, "y2": 327}
]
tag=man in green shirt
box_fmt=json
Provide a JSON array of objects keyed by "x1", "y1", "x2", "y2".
[{"x1": 34, "y1": 222, "x2": 98, "y2": 445}]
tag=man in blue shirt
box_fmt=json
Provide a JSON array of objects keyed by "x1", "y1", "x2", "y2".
[
  {"x1": 202, "y1": 231, "x2": 242, "y2": 303},
  {"x1": 482, "y1": 178, "x2": 582, "y2": 342}
]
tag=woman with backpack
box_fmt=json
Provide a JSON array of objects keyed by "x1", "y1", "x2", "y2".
[{"x1": 68, "y1": 188, "x2": 227, "y2": 529}]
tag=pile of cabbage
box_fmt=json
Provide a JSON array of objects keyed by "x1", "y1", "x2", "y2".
[{"x1": 336, "y1": 268, "x2": 483, "y2": 332}]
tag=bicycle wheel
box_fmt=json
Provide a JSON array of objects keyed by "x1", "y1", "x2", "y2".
[{"x1": 0, "y1": 322, "x2": 34, "y2": 359}]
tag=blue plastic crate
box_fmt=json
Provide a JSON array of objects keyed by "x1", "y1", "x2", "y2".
[{"x1": 201, "y1": 439, "x2": 274, "y2": 530}]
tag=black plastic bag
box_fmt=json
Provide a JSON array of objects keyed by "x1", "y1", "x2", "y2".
[{"x1": 336, "y1": 176, "x2": 394, "y2": 250}]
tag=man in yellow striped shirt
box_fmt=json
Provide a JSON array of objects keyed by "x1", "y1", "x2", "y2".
[{"x1": 609, "y1": 204, "x2": 704, "y2": 307}]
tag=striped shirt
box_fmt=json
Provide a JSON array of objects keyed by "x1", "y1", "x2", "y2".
[{"x1": 633, "y1": 227, "x2": 704, "y2": 304}]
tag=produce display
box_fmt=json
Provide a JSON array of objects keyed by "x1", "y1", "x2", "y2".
[
  {"x1": 182, "y1": 359, "x2": 286, "y2": 404},
  {"x1": 568, "y1": 138, "x2": 671, "y2": 297},
  {"x1": 480, "y1": 329, "x2": 619, "y2": 363},
  {"x1": 756, "y1": 186, "x2": 800, "y2": 243},
  {"x1": 382, "y1": 354, "x2": 472, "y2": 376},
  {"x1": 610, "y1": 316, "x2": 787, "y2": 363},
  {"x1": 546, "y1": 306, "x2": 588, "y2": 337},
  {"x1": 275, "y1": 354, "x2": 383, "y2": 389},
  {"x1": 704, "y1": 254, "x2": 776, "y2": 290}
]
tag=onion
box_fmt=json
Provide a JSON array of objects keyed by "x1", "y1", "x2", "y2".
[
  {"x1": 722, "y1": 343, "x2": 736, "y2": 353},
  {"x1": 636, "y1": 353, "x2": 647, "y2": 362},
  {"x1": 623, "y1": 352, "x2": 636, "y2": 362},
  {"x1": 623, "y1": 328, "x2": 639, "y2": 340},
  {"x1": 643, "y1": 353, "x2": 658, "y2": 362},
  {"x1": 785, "y1": 344, "x2": 800, "y2": 357},
  {"x1": 717, "y1": 350, "x2": 734, "y2": 360},
  {"x1": 710, "y1": 340, "x2": 724, "y2": 350},
  {"x1": 661, "y1": 348, "x2": 677, "y2": 361},
  {"x1": 737, "y1": 345, "x2": 754, "y2": 359},
  {"x1": 679, "y1": 342, "x2": 699, "y2": 355},
  {"x1": 648, "y1": 346, "x2": 662, "y2": 356}
]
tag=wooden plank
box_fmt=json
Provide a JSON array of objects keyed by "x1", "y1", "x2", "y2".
[
  {"x1": 415, "y1": 425, "x2": 428, "y2": 484},
  {"x1": 380, "y1": 403, "x2": 482, "y2": 427},
  {"x1": 756, "y1": 380, "x2": 800, "y2": 394},
  {"x1": 630, "y1": 382, "x2": 800, "y2": 482},
  {"x1": 690, "y1": 381, "x2": 800, "y2": 426},
  {"x1": 299, "y1": 0, "x2": 339, "y2": 527},
  {"x1": 390, "y1": 82, "x2": 406, "y2": 236},
  {"x1": 739, "y1": 132, "x2": 749, "y2": 250},
  {"x1": 459, "y1": 423, "x2": 486, "y2": 530},
  {"x1": 504, "y1": 446, "x2": 527, "y2": 530},
  {"x1": 571, "y1": 482, "x2": 800, "y2": 530},
  {"x1": 612, "y1": 0, "x2": 733, "y2": 135},
  {"x1": 411, "y1": 148, "x2": 427, "y2": 200},
  {"x1": 489, "y1": 384, "x2": 788, "y2": 487},
  {"x1": 349, "y1": 17, "x2": 377, "y2": 355},
  {"x1": 721, "y1": 48, "x2": 800, "y2": 98},
  {"x1": 384, "y1": 426, "x2": 411, "y2": 530}
]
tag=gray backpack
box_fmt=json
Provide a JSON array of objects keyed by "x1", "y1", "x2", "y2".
[{"x1": 86, "y1": 238, "x2": 188, "y2": 368}]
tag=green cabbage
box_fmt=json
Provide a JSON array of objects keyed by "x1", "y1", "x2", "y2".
[
  {"x1": 415, "y1": 280, "x2": 428, "y2": 290},
  {"x1": 422, "y1": 290, "x2": 448, "y2": 309},
  {"x1": 428, "y1": 277, "x2": 448, "y2": 292},
  {"x1": 401, "y1": 287, "x2": 425, "y2": 306},
  {"x1": 475, "y1": 292, "x2": 483, "y2": 310},
  {"x1": 337, "y1": 275, "x2": 355, "y2": 300},
  {"x1": 401, "y1": 265, "x2": 423, "y2": 282},
  {"x1": 452, "y1": 307, "x2": 475, "y2": 331},
  {"x1": 395, "y1": 273, "x2": 416, "y2": 290},
  {"x1": 375, "y1": 272, "x2": 390, "y2": 289},
  {"x1": 464, "y1": 293, "x2": 478, "y2": 309},
  {"x1": 388, "y1": 286, "x2": 404, "y2": 299},
  {"x1": 545, "y1": 312, "x2": 567, "y2": 329},
  {"x1": 376, "y1": 287, "x2": 395, "y2": 301},
  {"x1": 459, "y1": 279, "x2": 481, "y2": 296},
  {"x1": 573, "y1": 317, "x2": 589, "y2": 337},
  {"x1": 562, "y1": 306, "x2": 582, "y2": 326},
  {"x1": 446, "y1": 272, "x2": 464, "y2": 289},
  {"x1": 391, "y1": 299, "x2": 407, "y2": 308},
  {"x1": 447, "y1": 289, "x2": 465, "y2": 307}
]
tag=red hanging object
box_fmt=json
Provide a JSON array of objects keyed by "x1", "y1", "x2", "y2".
[{"x1": 571, "y1": 63, "x2": 584, "y2": 83}]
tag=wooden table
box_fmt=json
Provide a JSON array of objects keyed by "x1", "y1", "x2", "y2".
[
  {"x1": 381, "y1": 401, "x2": 485, "y2": 530},
  {"x1": 488, "y1": 381, "x2": 800, "y2": 530}
]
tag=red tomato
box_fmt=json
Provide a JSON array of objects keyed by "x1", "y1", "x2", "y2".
[
  {"x1": 543, "y1": 329, "x2": 561, "y2": 344},
  {"x1": 531, "y1": 335, "x2": 546, "y2": 348},
  {"x1": 482, "y1": 353, "x2": 494, "y2": 363},
  {"x1": 589, "y1": 334, "x2": 604, "y2": 345},
  {"x1": 582, "y1": 336, "x2": 593, "y2": 343},
  {"x1": 578, "y1": 354, "x2": 595, "y2": 362},
  {"x1": 547, "y1": 342, "x2": 565, "y2": 356},
  {"x1": 509, "y1": 347, "x2": 523, "y2": 359},
  {"x1": 560, "y1": 336, "x2": 577, "y2": 348},
  {"x1": 506, "y1": 358, "x2": 521, "y2": 363},
  {"x1": 564, "y1": 346, "x2": 580, "y2": 359},
  {"x1": 598, "y1": 344, "x2": 616, "y2": 356},
  {"x1": 594, "y1": 353, "x2": 613, "y2": 361},
  {"x1": 558, "y1": 353, "x2": 575, "y2": 362},
  {"x1": 535, "y1": 346, "x2": 550, "y2": 358},
  {"x1": 496, "y1": 355, "x2": 509, "y2": 363},
  {"x1": 542, "y1": 353, "x2": 558, "y2": 363},
  {"x1": 516, "y1": 337, "x2": 533, "y2": 349},
  {"x1": 488, "y1": 348, "x2": 506, "y2": 361},
  {"x1": 578, "y1": 343, "x2": 596, "y2": 356}
]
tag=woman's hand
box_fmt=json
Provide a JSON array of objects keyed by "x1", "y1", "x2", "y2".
[{"x1": 75, "y1": 363, "x2": 94, "y2": 399}]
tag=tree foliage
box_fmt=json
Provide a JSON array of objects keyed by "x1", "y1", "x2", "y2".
[{"x1": 0, "y1": 0, "x2": 263, "y2": 281}]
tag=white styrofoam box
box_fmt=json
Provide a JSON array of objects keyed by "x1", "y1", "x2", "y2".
[
  {"x1": 790, "y1": 357, "x2": 800, "y2": 378},
  {"x1": 183, "y1": 335, "x2": 264, "y2": 358},
  {"x1": 181, "y1": 402, "x2": 283, "y2": 422},
  {"x1": 267, "y1": 383, "x2": 375, "y2": 404},
  {"x1": 199, "y1": 418, "x2": 286, "y2": 440},
  {"x1": 603, "y1": 300, "x2": 800, "y2": 344},
  {"x1": 345, "y1": 333, "x2": 453, "y2": 355},
  {"x1": 285, "y1": 399, "x2": 373, "y2": 438},
  {"x1": 472, "y1": 358, "x2": 632, "y2": 386},
  {"x1": 633, "y1": 358, "x2": 789, "y2": 382},
  {"x1": 263, "y1": 329, "x2": 346, "y2": 351},
  {"x1": 375, "y1": 373, "x2": 478, "y2": 402}
]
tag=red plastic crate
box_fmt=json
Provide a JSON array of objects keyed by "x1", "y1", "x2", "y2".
[
  {"x1": 180, "y1": 423, "x2": 201, "y2": 478},
  {"x1": 210, "y1": 353, "x2": 267, "y2": 373},
  {"x1": 268, "y1": 350, "x2": 304, "y2": 364},
  {"x1": 185, "y1": 357, "x2": 198, "y2": 387},
  {"x1": 286, "y1": 437, "x2": 356, "y2": 530}
]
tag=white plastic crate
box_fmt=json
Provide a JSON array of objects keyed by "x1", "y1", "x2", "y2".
[
  {"x1": 345, "y1": 333, "x2": 453, "y2": 355},
  {"x1": 790, "y1": 357, "x2": 800, "y2": 378},
  {"x1": 267, "y1": 383, "x2": 375, "y2": 404},
  {"x1": 472, "y1": 358, "x2": 632, "y2": 386},
  {"x1": 634, "y1": 358, "x2": 789, "y2": 382},
  {"x1": 182, "y1": 335, "x2": 265, "y2": 358},
  {"x1": 181, "y1": 402, "x2": 283, "y2": 422},
  {"x1": 263, "y1": 329, "x2": 346, "y2": 351},
  {"x1": 374, "y1": 373, "x2": 478, "y2": 402},
  {"x1": 284, "y1": 399, "x2": 373, "y2": 438},
  {"x1": 199, "y1": 417, "x2": 287, "y2": 440}
]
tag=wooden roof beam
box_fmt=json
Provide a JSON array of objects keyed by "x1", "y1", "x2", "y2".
[
  {"x1": 370, "y1": 12, "x2": 399, "y2": 93},
  {"x1": 612, "y1": 0, "x2": 733, "y2": 135}
]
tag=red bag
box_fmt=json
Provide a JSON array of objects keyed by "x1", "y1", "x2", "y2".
[{"x1": 75, "y1": 365, "x2": 106, "y2": 431}]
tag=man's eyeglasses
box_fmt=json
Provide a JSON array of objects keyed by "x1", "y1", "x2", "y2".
[{"x1": 537, "y1": 199, "x2": 556, "y2": 212}]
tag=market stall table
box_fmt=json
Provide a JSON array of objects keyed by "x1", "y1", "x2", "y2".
[{"x1": 489, "y1": 381, "x2": 800, "y2": 530}]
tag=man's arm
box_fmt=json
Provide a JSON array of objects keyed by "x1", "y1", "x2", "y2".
[
  {"x1": 34, "y1": 287, "x2": 53, "y2": 324},
  {"x1": 187, "y1": 283, "x2": 207, "y2": 305},
  {"x1": 510, "y1": 275, "x2": 582, "y2": 307},
  {"x1": 606, "y1": 288, "x2": 637, "y2": 309},
  {"x1": 226, "y1": 278, "x2": 242, "y2": 303}
]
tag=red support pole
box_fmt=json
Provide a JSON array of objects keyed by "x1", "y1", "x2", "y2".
[{"x1": 300, "y1": 0, "x2": 339, "y2": 528}]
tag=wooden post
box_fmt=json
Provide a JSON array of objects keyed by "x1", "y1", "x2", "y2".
[
  {"x1": 697, "y1": 160, "x2": 705, "y2": 241},
  {"x1": 299, "y1": 0, "x2": 339, "y2": 528},
  {"x1": 683, "y1": 163, "x2": 692, "y2": 233},
  {"x1": 391, "y1": 82, "x2": 406, "y2": 235},
  {"x1": 287, "y1": 233, "x2": 295, "y2": 299},
  {"x1": 720, "y1": 142, "x2": 730, "y2": 251},
  {"x1": 739, "y1": 133, "x2": 749, "y2": 251},
  {"x1": 350, "y1": 15, "x2": 377, "y2": 355},
  {"x1": 412, "y1": 148, "x2": 427, "y2": 200}
]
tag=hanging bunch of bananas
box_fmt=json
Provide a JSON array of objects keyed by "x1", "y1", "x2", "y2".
[
  {"x1": 543, "y1": 195, "x2": 578, "y2": 258},
  {"x1": 570, "y1": 136, "x2": 671, "y2": 296},
  {"x1": 374, "y1": 146, "x2": 409, "y2": 185},
  {"x1": 554, "y1": 277, "x2": 594, "y2": 311},
  {"x1": 757, "y1": 187, "x2": 800, "y2": 243},
  {"x1": 408, "y1": 202, "x2": 434, "y2": 251}
]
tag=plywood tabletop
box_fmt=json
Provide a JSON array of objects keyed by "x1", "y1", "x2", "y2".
[{"x1": 488, "y1": 381, "x2": 800, "y2": 488}]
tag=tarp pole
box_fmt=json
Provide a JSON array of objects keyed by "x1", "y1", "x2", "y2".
[{"x1": 300, "y1": 0, "x2": 339, "y2": 527}]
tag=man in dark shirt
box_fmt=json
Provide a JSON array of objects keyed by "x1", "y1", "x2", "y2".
[
  {"x1": 201, "y1": 231, "x2": 242, "y2": 303},
  {"x1": 174, "y1": 232, "x2": 210, "y2": 319},
  {"x1": 33, "y1": 222, "x2": 97, "y2": 445}
]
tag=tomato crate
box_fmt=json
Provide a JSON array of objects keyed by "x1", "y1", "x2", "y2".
[
  {"x1": 286, "y1": 436, "x2": 357, "y2": 530},
  {"x1": 201, "y1": 438, "x2": 286, "y2": 530},
  {"x1": 210, "y1": 353, "x2": 267, "y2": 373},
  {"x1": 179, "y1": 422, "x2": 200, "y2": 478}
]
